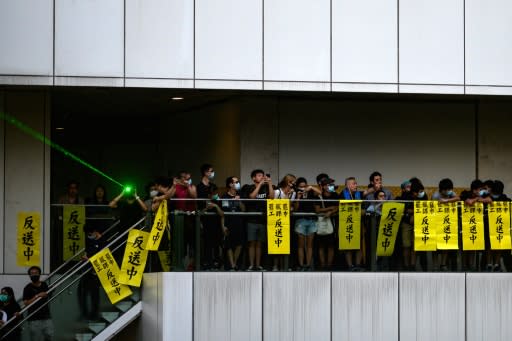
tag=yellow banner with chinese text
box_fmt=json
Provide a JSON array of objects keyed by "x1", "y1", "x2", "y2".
[
  {"x1": 147, "y1": 200, "x2": 168, "y2": 251},
  {"x1": 376, "y1": 203, "x2": 404, "y2": 256},
  {"x1": 436, "y1": 202, "x2": 459, "y2": 250},
  {"x1": 17, "y1": 212, "x2": 40, "y2": 267},
  {"x1": 267, "y1": 199, "x2": 290, "y2": 254},
  {"x1": 90, "y1": 247, "x2": 132, "y2": 304},
  {"x1": 462, "y1": 202, "x2": 485, "y2": 251},
  {"x1": 414, "y1": 201, "x2": 438, "y2": 251},
  {"x1": 488, "y1": 201, "x2": 512, "y2": 250},
  {"x1": 63, "y1": 205, "x2": 85, "y2": 260},
  {"x1": 119, "y1": 230, "x2": 150, "y2": 287},
  {"x1": 338, "y1": 200, "x2": 362, "y2": 250}
]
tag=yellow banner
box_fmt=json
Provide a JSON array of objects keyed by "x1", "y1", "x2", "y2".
[
  {"x1": 63, "y1": 205, "x2": 86, "y2": 260},
  {"x1": 90, "y1": 248, "x2": 132, "y2": 304},
  {"x1": 17, "y1": 212, "x2": 41, "y2": 267},
  {"x1": 376, "y1": 203, "x2": 405, "y2": 256},
  {"x1": 414, "y1": 201, "x2": 438, "y2": 251},
  {"x1": 119, "y1": 230, "x2": 150, "y2": 287},
  {"x1": 147, "y1": 200, "x2": 168, "y2": 251},
  {"x1": 267, "y1": 199, "x2": 290, "y2": 254},
  {"x1": 436, "y1": 202, "x2": 459, "y2": 250},
  {"x1": 338, "y1": 200, "x2": 362, "y2": 250},
  {"x1": 158, "y1": 250, "x2": 172, "y2": 272},
  {"x1": 462, "y1": 202, "x2": 485, "y2": 250},
  {"x1": 488, "y1": 201, "x2": 512, "y2": 250}
]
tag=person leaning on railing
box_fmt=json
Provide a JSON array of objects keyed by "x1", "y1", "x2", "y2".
[
  {"x1": 22, "y1": 266, "x2": 54, "y2": 341},
  {"x1": 0, "y1": 287, "x2": 21, "y2": 341}
]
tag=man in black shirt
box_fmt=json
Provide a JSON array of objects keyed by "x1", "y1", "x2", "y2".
[
  {"x1": 241, "y1": 169, "x2": 274, "y2": 271},
  {"x1": 22, "y1": 266, "x2": 53, "y2": 341},
  {"x1": 79, "y1": 224, "x2": 106, "y2": 320}
]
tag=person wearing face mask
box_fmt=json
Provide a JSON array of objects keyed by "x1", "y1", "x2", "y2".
[
  {"x1": 196, "y1": 163, "x2": 217, "y2": 210},
  {"x1": 23, "y1": 266, "x2": 53, "y2": 341},
  {"x1": 460, "y1": 179, "x2": 492, "y2": 271},
  {"x1": 199, "y1": 183, "x2": 225, "y2": 270},
  {"x1": 78, "y1": 224, "x2": 105, "y2": 321},
  {"x1": 313, "y1": 175, "x2": 340, "y2": 270},
  {"x1": 221, "y1": 176, "x2": 245, "y2": 270},
  {"x1": 294, "y1": 177, "x2": 321, "y2": 271},
  {"x1": 431, "y1": 178, "x2": 460, "y2": 271},
  {"x1": 0, "y1": 286, "x2": 21, "y2": 341}
]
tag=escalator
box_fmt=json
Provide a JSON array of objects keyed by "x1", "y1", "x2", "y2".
[{"x1": 0, "y1": 217, "x2": 146, "y2": 341}]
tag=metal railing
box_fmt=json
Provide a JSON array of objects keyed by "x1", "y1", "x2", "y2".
[{"x1": 0, "y1": 216, "x2": 146, "y2": 340}]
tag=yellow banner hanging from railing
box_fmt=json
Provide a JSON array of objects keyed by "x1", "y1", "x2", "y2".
[
  {"x1": 90, "y1": 247, "x2": 132, "y2": 304},
  {"x1": 376, "y1": 202, "x2": 405, "y2": 257},
  {"x1": 147, "y1": 200, "x2": 168, "y2": 251},
  {"x1": 17, "y1": 212, "x2": 41, "y2": 267},
  {"x1": 158, "y1": 250, "x2": 172, "y2": 272},
  {"x1": 414, "y1": 201, "x2": 438, "y2": 251},
  {"x1": 63, "y1": 205, "x2": 85, "y2": 260},
  {"x1": 338, "y1": 200, "x2": 362, "y2": 250},
  {"x1": 267, "y1": 199, "x2": 290, "y2": 254},
  {"x1": 488, "y1": 201, "x2": 512, "y2": 250},
  {"x1": 462, "y1": 202, "x2": 485, "y2": 250},
  {"x1": 436, "y1": 202, "x2": 459, "y2": 250},
  {"x1": 119, "y1": 230, "x2": 150, "y2": 287}
]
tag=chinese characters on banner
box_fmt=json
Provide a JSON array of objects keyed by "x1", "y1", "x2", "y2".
[
  {"x1": 462, "y1": 202, "x2": 485, "y2": 250},
  {"x1": 488, "y1": 201, "x2": 512, "y2": 250},
  {"x1": 376, "y1": 203, "x2": 405, "y2": 256},
  {"x1": 414, "y1": 201, "x2": 438, "y2": 251},
  {"x1": 89, "y1": 248, "x2": 132, "y2": 304},
  {"x1": 338, "y1": 200, "x2": 362, "y2": 250},
  {"x1": 147, "y1": 199, "x2": 168, "y2": 251},
  {"x1": 63, "y1": 205, "x2": 85, "y2": 260},
  {"x1": 267, "y1": 199, "x2": 290, "y2": 254},
  {"x1": 436, "y1": 202, "x2": 459, "y2": 250},
  {"x1": 17, "y1": 212, "x2": 40, "y2": 267},
  {"x1": 119, "y1": 230, "x2": 150, "y2": 287}
]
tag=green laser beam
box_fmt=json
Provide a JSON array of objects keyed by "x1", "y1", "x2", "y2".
[{"x1": 1, "y1": 111, "x2": 124, "y2": 188}]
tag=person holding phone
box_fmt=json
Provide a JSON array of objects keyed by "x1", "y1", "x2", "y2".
[{"x1": 241, "y1": 169, "x2": 274, "y2": 271}]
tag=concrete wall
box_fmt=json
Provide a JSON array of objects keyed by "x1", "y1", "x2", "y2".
[
  {"x1": 2, "y1": 1, "x2": 512, "y2": 95},
  {"x1": 142, "y1": 272, "x2": 512, "y2": 341}
]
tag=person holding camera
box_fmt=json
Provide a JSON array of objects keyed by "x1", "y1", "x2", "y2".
[{"x1": 241, "y1": 169, "x2": 274, "y2": 271}]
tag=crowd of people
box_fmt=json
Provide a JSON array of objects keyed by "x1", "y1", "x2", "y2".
[{"x1": 55, "y1": 166, "x2": 512, "y2": 274}]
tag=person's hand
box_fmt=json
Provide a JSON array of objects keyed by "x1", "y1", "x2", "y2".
[
  {"x1": 173, "y1": 177, "x2": 179, "y2": 186},
  {"x1": 37, "y1": 292, "x2": 48, "y2": 299},
  {"x1": 81, "y1": 254, "x2": 88, "y2": 261},
  {"x1": 222, "y1": 226, "x2": 229, "y2": 236},
  {"x1": 235, "y1": 195, "x2": 240, "y2": 200}
]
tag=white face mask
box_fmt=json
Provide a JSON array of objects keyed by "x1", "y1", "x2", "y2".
[
  {"x1": 187, "y1": 179, "x2": 192, "y2": 185},
  {"x1": 150, "y1": 190, "x2": 158, "y2": 198},
  {"x1": 208, "y1": 172, "x2": 215, "y2": 180},
  {"x1": 234, "y1": 182, "x2": 241, "y2": 191}
]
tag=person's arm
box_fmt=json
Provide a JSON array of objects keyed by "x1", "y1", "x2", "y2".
[
  {"x1": 248, "y1": 182, "x2": 263, "y2": 199},
  {"x1": 23, "y1": 291, "x2": 47, "y2": 306},
  {"x1": 134, "y1": 191, "x2": 148, "y2": 211},
  {"x1": 109, "y1": 190, "x2": 124, "y2": 208},
  {"x1": 439, "y1": 195, "x2": 460, "y2": 203},
  {"x1": 188, "y1": 184, "x2": 197, "y2": 198},
  {"x1": 267, "y1": 178, "x2": 275, "y2": 199},
  {"x1": 307, "y1": 185, "x2": 322, "y2": 196},
  {"x1": 478, "y1": 196, "x2": 492, "y2": 204}
]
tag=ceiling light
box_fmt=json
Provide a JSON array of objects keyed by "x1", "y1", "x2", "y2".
[
  {"x1": 171, "y1": 97, "x2": 184, "y2": 101},
  {"x1": 55, "y1": 127, "x2": 65, "y2": 130}
]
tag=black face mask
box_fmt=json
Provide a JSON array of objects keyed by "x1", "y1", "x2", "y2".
[{"x1": 30, "y1": 275, "x2": 40, "y2": 283}]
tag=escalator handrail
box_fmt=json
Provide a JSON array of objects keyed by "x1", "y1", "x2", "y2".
[{"x1": 0, "y1": 216, "x2": 146, "y2": 336}]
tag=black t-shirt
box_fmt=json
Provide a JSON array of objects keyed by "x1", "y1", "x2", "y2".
[
  {"x1": 196, "y1": 181, "x2": 216, "y2": 210},
  {"x1": 118, "y1": 200, "x2": 144, "y2": 229},
  {"x1": 241, "y1": 184, "x2": 270, "y2": 224},
  {"x1": 295, "y1": 191, "x2": 318, "y2": 219},
  {"x1": 221, "y1": 193, "x2": 244, "y2": 228},
  {"x1": 85, "y1": 235, "x2": 106, "y2": 258},
  {"x1": 23, "y1": 282, "x2": 51, "y2": 320}
]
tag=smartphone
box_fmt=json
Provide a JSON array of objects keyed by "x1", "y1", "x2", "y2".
[{"x1": 266, "y1": 173, "x2": 271, "y2": 178}]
